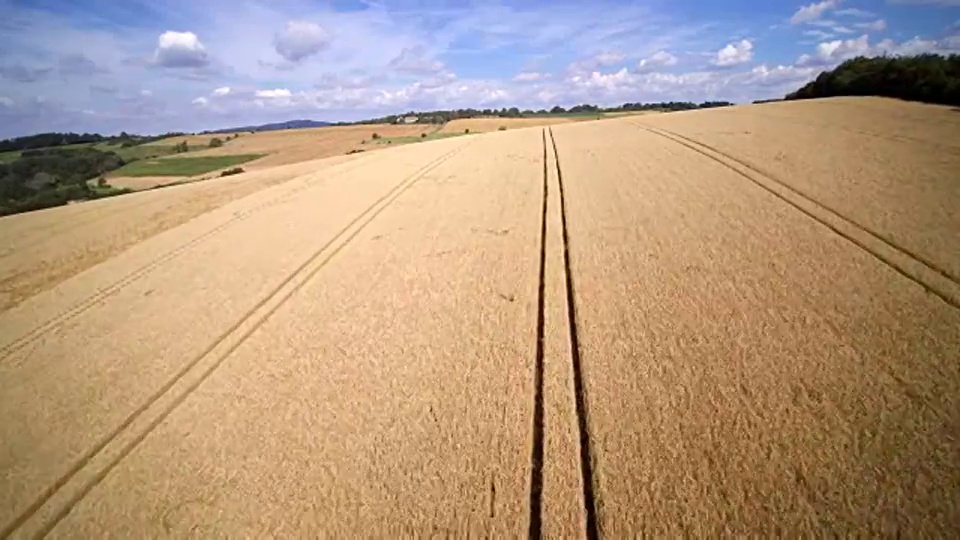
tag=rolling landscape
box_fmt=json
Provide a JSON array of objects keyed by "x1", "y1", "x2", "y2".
[{"x1": 1, "y1": 0, "x2": 959, "y2": 537}]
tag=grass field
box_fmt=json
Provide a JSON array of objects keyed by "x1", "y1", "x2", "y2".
[
  {"x1": 109, "y1": 154, "x2": 265, "y2": 177},
  {"x1": 0, "y1": 97, "x2": 958, "y2": 537}
]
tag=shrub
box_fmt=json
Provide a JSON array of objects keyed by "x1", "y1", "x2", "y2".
[
  {"x1": 464, "y1": 128, "x2": 470, "y2": 134},
  {"x1": 498, "y1": 126, "x2": 507, "y2": 131},
  {"x1": 371, "y1": 133, "x2": 381, "y2": 140},
  {"x1": 209, "y1": 138, "x2": 224, "y2": 148},
  {"x1": 97, "y1": 175, "x2": 107, "y2": 187},
  {"x1": 346, "y1": 149, "x2": 365, "y2": 155},
  {"x1": 421, "y1": 133, "x2": 427, "y2": 138},
  {"x1": 219, "y1": 167, "x2": 244, "y2": 177}
]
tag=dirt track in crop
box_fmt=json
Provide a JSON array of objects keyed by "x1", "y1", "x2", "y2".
[{"x1": 0, "y1": 97, "x2": 957, "y2": 537}]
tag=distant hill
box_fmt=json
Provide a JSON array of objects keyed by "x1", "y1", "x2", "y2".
[{"x1": 204, "y1": 119, "x2": 332, "y2": 134}]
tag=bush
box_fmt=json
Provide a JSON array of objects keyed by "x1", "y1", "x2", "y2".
[
  {"x1": 371, "y1": 133, "x2": 381, "y2": 140},
  {"x1": 209, "y1": 138, "x2": 224, "y2": 148},
  {"x1": 219, "y1": 167, "x2": 244, "y2": 177},
  {"x1": 464, "y1": 128, "x2": 470, "y2": 134},
  {"x1": 346, "y1": 149, "x2": 365, "y2": 155},
  {"x1": 97, "y1": 175, "x2": 107, "y2": 187},
  {"x1": 498, "y1": 126, "x2": 507, "y2": 131},
  {"x1": 421, "y1": 133, "x2": 427, "y2": 138}
]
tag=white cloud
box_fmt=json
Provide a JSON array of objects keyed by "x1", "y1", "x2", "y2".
[
  {"x1": 856, "y1": 19, "x2": 887, "y2": 31},
  {"x1": 834, "y1": 8, "x2": 874, "y2": 17},
  {"x1": 153, "y1": 31, "x2": 209, "y2": 68},
  {"x1": 255, "y1": 88, "x2": 292, "y2": 98},
  {"x1": 712, "y1": 39, "x2": 754, "y2": 66},
  {"x1": 797, "y1": 34, "x2": 870, "y2": 66},
  {"x1": 887, "y1": 0, "x2": 960, "y2": 5},
  {"x1": 569, "y1": 68, "x2": 632, "y2": 91},
  {"x1": 568, "y1": 51, "x2": 626, "y2": 74},
  {"x1": 389, "y1": 46, "x2": 445, "y2": 74},
  {"x1": 796, "y1": 33, "x2": 960, "y2": 68},
  {"x1": 637, "y1": 50, "x2": 678, "y2": 71},
  {"x1": 140, "y1": 90, "x2": 152, "y2": 97},
  {"x1": 213, "y1": 86, "x2": 231, "y2": 96},
  {"x1": 0, "y1": 97, "x2": 14, "y2": 107},
  {"x1": 803, "y1": 29, "x2": 836, "y2": 39},
  {"x1": 747, "y1": 64, "x2": 817, "y2": 87},
  {"x1": 191, "y1": 96, "x2": 208, "y2": 106},
  {"x1": 274, "y1": 21, "x2": 327, "y2": 63},
  {"x1": 876, "y1": 35, "x2": 960, "y2": 54},
  {"x1": 791, "y1": 0, "x2": 841, "y2": 24},
  {"x1": 513, "y1": 72, "x2": 547, "y2": 82}
]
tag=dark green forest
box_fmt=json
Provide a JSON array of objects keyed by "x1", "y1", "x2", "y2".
[
  {"x1": 0, "y1": 131, "x2": 186, "y2": 153},
  {"x1": 0, "y1": 148, "x2": 130, "y2": 216},
  {"x1": 785, "y1": 53, "x2": 960, "y2": 105}
]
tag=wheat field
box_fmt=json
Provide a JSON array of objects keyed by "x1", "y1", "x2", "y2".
[{"x1": 0, "y1": 97, "x2": 957, "y2": 537}]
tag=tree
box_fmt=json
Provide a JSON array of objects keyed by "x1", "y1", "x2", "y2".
[
  {"x1": 785, "y1": 53, "x2": 960, "y2": 106},
  {"x1": 209, "y1": 138, "x2": 224, "y2": 148}
]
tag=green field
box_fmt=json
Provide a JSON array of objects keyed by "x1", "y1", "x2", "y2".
[{"x1": 110, "y1": 154, "x2": 264, "y2": 177}]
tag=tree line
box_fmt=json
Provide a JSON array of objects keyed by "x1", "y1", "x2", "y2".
[
  {"x1": 346, "y1": 101, "x2": 735, "y2": 125},
  {"x1": 0, "y1": 131, "x2": 187, "y2": 153},
  {"x1": 785, "y1": 53, "x2": 960, "y2": 106}
]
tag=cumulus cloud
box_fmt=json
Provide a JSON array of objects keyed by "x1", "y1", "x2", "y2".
[
  {"x1": 796, "y1": 34, "x2": 869, "y2": 66},
  {"x1": 389, "y1": 46, "x2": 445, "y2": 74},
  {"x1": 255, "y1": 88, "x2": 292, "y2": 98},
  {"x1": 790, "y1": 0, "x2": 841, "y2": 24},
  {"x1": 514, "y1": 71, "x2": 547, "y2": 82},
  {"x1": 636, "y1": 50, "x2": 678, "y2": 71},
  {"x1": 796, "y1": 34, "x2": 959, "y2": 67},
  {"x1": 274, "y1": 21, "x2": 328, "y2": 63},
  {"x1": 213, "y1": 86, "x2": 231, "y2": 96},
  {"x1": 153, "y1": 31, "x2": 209, "y2": 68},
  {"x1": 192, "y1": 96, "x2": 209, "y2": 106},
  {"x1": 712, "y1": 40, "x2": 754, "y2": 66},
  {"x1": 747, "y1": 64, "x2": 817, "y2": 87}
]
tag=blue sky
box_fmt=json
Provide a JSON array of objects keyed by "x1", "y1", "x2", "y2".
[{"x1": 0, "y1": 0, "x2": 958, "y2": 137}]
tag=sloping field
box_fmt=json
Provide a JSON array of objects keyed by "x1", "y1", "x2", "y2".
[
  {"x1": 0, "y1": 153, "x2": 364, "y2": 312},
  {"x1": 1, "y1": 98, "x2": 958, "y2": 536},
  {"x1": 439, "y1": 117, "x2": 578, "y2": 134},
  {"x1": 152, "y1": 124, "x2": 429, "y2": 169}
]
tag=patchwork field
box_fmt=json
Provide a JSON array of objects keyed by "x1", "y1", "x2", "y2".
[{"x1": 0, "y1": 97, "x2": 957, "y2": 537}]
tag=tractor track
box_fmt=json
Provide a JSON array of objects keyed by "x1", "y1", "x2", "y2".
[
  {"x1": 0, "y1": 142, "x2": 468, "y2": 539},
  {"x1": 633, "y1": 122, "x2": 960, "y2": 310}
]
